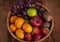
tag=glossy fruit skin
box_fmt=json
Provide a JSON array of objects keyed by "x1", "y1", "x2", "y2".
[
  {"x1": 10, "y1": 16, "x2": 17, "y2": 23},
  {"x1": 15, "y1": 29, "x2": 24, "y2": 39},
  {"x1": 22, "y1": 23, "x2": 32, "y2": 33},
  {"x1": 10, "y1": 24, "x2": 16, "y2": 32},
  {"x1": 30, "y1": 16, "x2": 43, "y2": 27},
  {"x1": 15, "y1": 17, "x2": 24, "y2": 28},
  {"x1": 25, "y1": 34, "x2": 32, "y2": 41},
  {"x1": 41, "y1": 27, "x2": 48, "y2": 35},
  {"x1": 32, "y1": 27, "x2": 40, "y2": 35},
  {"x1": 27, "y1": 8, "x2": 37, "y2": 17},
  {"x1": 34, "y1": 34, "x2": 41, "y2": 41}
]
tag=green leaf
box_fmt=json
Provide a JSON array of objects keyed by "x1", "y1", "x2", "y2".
[{"x1": 46, "y1": 28, "x2": 49, "y2": 33}]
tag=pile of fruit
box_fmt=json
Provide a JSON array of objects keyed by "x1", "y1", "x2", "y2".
[{"x1": 9, "y1": 0, "x2": 53, "y2": 41}]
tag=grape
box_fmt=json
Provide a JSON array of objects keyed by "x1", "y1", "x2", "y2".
[
  {"x1": 21, "y1": 15, "x2": 28, "y2": 19},
  {"x1": 22, "y1": 11, "x2": 27, "y2": 15},
  {"x1": 16, "y1": 5, "x2": 20, "y2": 9},
  {"x1": 17, "y1": 13, "x2": 22, "y2": 17},
  {"x1": 11, "y1": 8, "x2": 17, "y2": 15},
  {"x1": 30, "y1": 0, "x2": 35, "y2": 4},
  {"x1": 31, "y1": 4, "x2": 35, "y2": 7},
  {"x1": 28, "y1": 4, "x2": 32, "y2": 7},
  {"x1": 19, "y1": 1, "x2": 23, "y2": 5},
  {"x1": 19, "y1": 0, "x2": 23, "y2": 2},
  {"x1": 24, "y1": 5, "x2": 28, "y2": 8},
  {"x1": 38, "y1": 12, "x2": 42, "y2": 16},
  {"x1": 15, "y1": 0, "x2": 19, "y2": 5},
  {"x1": 24, "y1": 16, "x2": 29, "y2": 19},
  {"x1": 25, "y1": 0, "x2": 31, "y2": 4},
  {"x1": 20, "y1": 5, "x2": 24, "y2": 9},
  {"x1": 24, "y1": 8, "x2": 28, "y2": 11},
  {"x1": 36, "y1": 6, "x2": 40, "y2": 10}
]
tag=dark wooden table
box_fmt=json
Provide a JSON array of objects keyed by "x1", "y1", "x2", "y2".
[{"x1": 0, "y1": 0, "x2": 60, "y2": 42}]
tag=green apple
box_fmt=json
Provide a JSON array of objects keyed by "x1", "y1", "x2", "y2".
[{"x1": 27, "y1": 8, "x2": 37, "y2": 17}]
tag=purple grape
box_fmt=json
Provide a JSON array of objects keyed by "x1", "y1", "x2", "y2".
[
  {"x1": 24, "y1": 5, "x2": 28, "y2": 8},
  {"x1": 31, "y1": 4, "x2": 36, "y2": 7},
  {"x1": 11, "y1": 9, "x2": 17, "y2": 15},
  {"x1": 19, "y1": 1, "x2": 23, "y2": 5},
  {"x1": 16, "y1": 5, "x2": 20, "y2": 9},
  {"x1": 24, "y1": 16, "x2": 29, "y2": 19},
  {"x1": 25, "y1": 0, "x2": 31, "y2": 4},
  {"x1": 22, "y1": 11, "x2": 27, "y2": 15},
  {"x1": 28, "y1": 4, "x2": 32, "y2": 7},
  {"x1": 38, "y1": 12, "x2": 42, "y2": 16},
  {"x1": 19, "y1": 0, "x2": 23, "y2": 2},
  {"x1": 24, "y1": 8, "x2": 28, "y2": 11},
  {"x1": 20, "y1": 5, "x2": 24, "y2": 9},
  {"x1": 21, "y1": 15, "x2": 28, "y2": 19},
  {"x1": 36, "y1": 6, "x2": 40, "y2": 10},
  {"x1": 17, "y1": 13, "x2": 22, "y2": 17}
]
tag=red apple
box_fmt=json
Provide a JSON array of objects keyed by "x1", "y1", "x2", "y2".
[
  {"x1": 32, "y1": 27, "x2": 40, "y2": 35},
  {"x1": 25, "y1": 34, "x2": 32, "y2": 41},
  {"x1": 41, "y1": 27, "x2": 48, "y2": 35},
  {"x1": 30, "y1": 16, "x2": 43, "y2": 27},
  {"x1": 34, "y1": 34, "x2": 41, "y2": 41}
]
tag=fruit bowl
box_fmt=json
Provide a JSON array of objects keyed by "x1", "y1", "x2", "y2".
[{"x1": 7, "y1": 1, "x2": 54, "y2": 42}]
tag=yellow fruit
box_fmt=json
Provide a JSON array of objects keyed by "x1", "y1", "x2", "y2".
[
  {"x1": 22, "y1": 23, "x2": 32, "y2": 33},
  {"x1": 15, "y1": 29, "x2": 24, "y2": 39},
  {"x1": 15, "y1": 17, "x2": 24, "y2": 28},
  {"x1": 10, "y1": 24, "x2": 16, "y2": 32},
  {"x1": 10, "y1": 16, "x2": 17, "y2": 23}
]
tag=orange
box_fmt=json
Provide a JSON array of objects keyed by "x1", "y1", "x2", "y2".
[
  {"x1": 22, "y1": 23, "x2": 32, "y2": 33},
  {"x1": 10, "y1": 16, "x2": 17, "y2": 23},
  {"x1": 15, "y1": 17, "x2": 24, "y2": 28},
  {"x1": 10, "y1": 24, "x2": 16, "y2": 32},
  {"x1": 15, "y1": 29, "x2": 24, "y2": 39}
]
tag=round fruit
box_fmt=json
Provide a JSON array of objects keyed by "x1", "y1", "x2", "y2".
[
  {"x1": 15, "y1": 17, "x2": 24, "y2": 28},
  {"x1": 30, "y1": 16, "x2": 43, "y2": 27},
  {"x1": 10, "y1": 16, "x2": 17, "y2": 23},
  {"x1": 32, "y1": 27, "x2": 40, "y2": 35},
  {"x1": 41, "y1": 27, "x2": 48, "y2": 35},
  {"x1": 10, "y1": 24, "x2": 16, "y2": 32},
  {"x1": 27, "y1": 8, "x2": 37, "y2": 17},
  {"x1": 22, "y1": 23, "x2": 32, "y2": 33},
  {"x1": 15, "y1": 29, "x2": 24, "y2": 39},
  {"x1": 25, "y1": 34, "x2": 32, "y2": 41},
  {"x1": 34, "y1": 34, "x2": 41, "y2": 41}
]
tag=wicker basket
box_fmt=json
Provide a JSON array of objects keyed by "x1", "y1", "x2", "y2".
[{"x1": 7, "y1": 2, "x2": 54, "y2": 42}]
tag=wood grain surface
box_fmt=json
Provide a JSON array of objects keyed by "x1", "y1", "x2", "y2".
[{"x1": 0, "y1": 0, "x2": 60, "y2": 42}]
